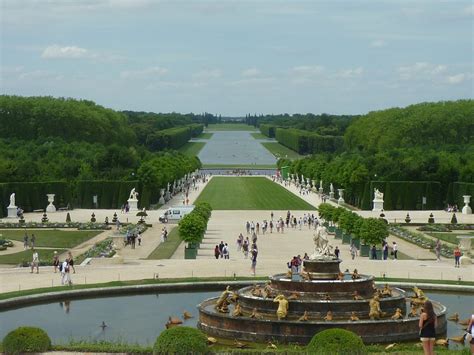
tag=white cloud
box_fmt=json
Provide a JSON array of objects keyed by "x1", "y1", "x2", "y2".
[
  {"x1": 397, "y1": 62, "x2": 447, "y2": 80},
  {"x1": 335, "y1": 67, "x2": 364, "y2": 79},
  {"x1": 446, "y1": 73, "x2": 466, "y2": 84},
  {"x1": 464, "y1": 4, "x2": 474, "y2": 16},
  {"x1": 41, "y1": 45, "x2": 90, "y2": 59},
  {"x1": 291, "y1": 65, "x2": 325, "y2": 76},
  {"x1": 370, "y1": 39, "x2": 387, "y2": 48},
  {"x1": 120, "y1": 66, "x2": 168, "y2": 79},
  {"x1": 241, "y1": 68, "x2": 260, "y2": 77},
  {"x1": 228, "y1": 77, "x2": 275, "y2": 87},
  {"x1": 18, "y1": 70, "x2": 63, "y2": 81},
  {"x1": 192, "y1": 69, "x2": 222, "y2": 80}
]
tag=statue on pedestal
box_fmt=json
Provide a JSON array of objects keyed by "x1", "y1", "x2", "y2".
[
  {"x1": 9, "y1": 193, "x2": 15, "y2": 207},
  {"x1": 372, "y1": 188, "x2": 384, "y2": 212},
  {"x1": 127, "y1": 188, "x2": 139, "y2": 212},
  {"x1": 129, "y1": 188, "x2": 139, "y2": 200},
  {"x1": 311, "y1": 225, "x2": 332, "y2": 259},
  {"x1": 7, "y1": 192, "x2": 18, "y2": 218},
  {"x1": 374, "y1": 188, "x2": 384, "y2": 201},
  {"x1": 273, "y1": 295, "x2": 289, "y2": 320}
]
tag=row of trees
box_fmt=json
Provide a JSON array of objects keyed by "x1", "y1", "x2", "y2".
[
  {"x1": 144, "y1": 124, "x2": 203, "y2": 151},
  {"x1": 274, "y1": 128, "x2": 344, "y2": 154}
]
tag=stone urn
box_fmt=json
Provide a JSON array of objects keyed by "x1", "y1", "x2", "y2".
[
  {"x1": 457, "y1": 235, "x2": 473, "y2": 265},
  {"x1": 338, "y1": 189, "x2": 345, "y2": 205},
  {"x1": 462, "y1": 195, "x2": 472, "y2": 215},
  {"x1": 46, "y1": 194, "x2": 56, "y2": 213}
]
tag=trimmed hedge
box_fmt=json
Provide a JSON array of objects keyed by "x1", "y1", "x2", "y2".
[
  {"x1": 275, "y1": 127, "x2": 343, "y2": 154},
  {"x1": 260, "y1": 124, "x2": 276, "y2": 138},
  {"x1": 153, "y1": 326, "x2": 208, "y2": 354},
  {"x1": 447, "y1": 182, "x2": 474, "y2": 209},
  {"x1": 76, "y1": 180, "x2": 137, "y2": 209},
  {"x1": 307, "y1": 328, "x2": 367, "y2": 355},
  {"x1": 145, "y1": 124, "x2": 204, "y2": 151},
  {"x1": 3, "y1": 326, "x2": 52, "y2": 354}
]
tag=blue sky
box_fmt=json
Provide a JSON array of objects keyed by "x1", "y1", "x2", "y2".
[{"x1": 1, "y1": 0, "x2": 472, "y2": 115}]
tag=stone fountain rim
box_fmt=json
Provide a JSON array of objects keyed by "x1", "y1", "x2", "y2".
[{"x1": 270, "y1": 273, "x2": 375, "y2": 283}]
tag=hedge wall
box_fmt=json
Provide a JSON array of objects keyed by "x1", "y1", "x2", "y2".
[
  {"x1": 145, "y1": 124, "x2": 204, "y2": 151},
  {"x1": 0, "y1": 182, "x2": 71, "y2": 217},
  {"x1": 76, "y1": 180, "x2": 138, "y2": 209},
  {"x1": 275, "y1": 128, "x2": 343, "y2": 154},
  {"x1": 259, "y1": 124, "x2": 276, "y2": 138},
  {"x1": 447, "y1": 182, "x2": 474, "y2": 208},
  {"x1": 359, "y1": 181, "x2": 443, "y2": 210}
]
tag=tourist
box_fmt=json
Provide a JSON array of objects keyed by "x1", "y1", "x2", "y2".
[
  {"x1": 252, "y1": 232, "x2": 257, "y2": 244},
  {"x1": 237, "y1": 233, "x2": 243, "y2": 251},
  {"x1": 131, "y1": 233, "x2": 136, "y2": 249},
  {"x1": 371, "y1": 245, "x2": 377, "y2": 260},
  {"x1": 334, "y1": 246, "x2": 340, "y2": 259},
  {"x1": 269, "y1": 220, "x2": 273, "y2": 233},
  {"x1": 223, "y1": 243, "x2": 230, "y2": 259},
  {"x1": 137, "y1": 231, "x2": 142, "y2": 246},
  {"x1": 435, "y1": 239, "x2": 441, "y2": 262},
  {"x1": 467, "y1": 314, "x2": 474, "y2": 353},
  {"x1": 382, "y1": 241, "x2": 389, "y2": 260},
  {"x1": 52, "y1": 251, "x2": 60, "y2": 273},
  {"x1": 350, "y1": 244, "x2": 356, "y2": 260},
  {"x1": 214, "y1": 245, "x2": 220, "y2": 259},
  {"x1": 30, "y1": 233, "x2": 36, "y2": 249},
  {"x1": 303, "y1": 253, "x2": 309, "y2": 260},
  {"x1": 256, "y1": 222, "x2": 260, "y2": 234},
  {"x1": 392, "y1": 242, "x2": 398, "y2": 260},
  {"x1": 250, "y1": 247, "x2": 258, "y2": 276},
  {"x1": 419, "y1": 300, "x2": 437, "y2": 355},
  {"x1": 245, "y1": 221, "x2": 250, "y2": 235},
  {"x1": 163, "y1": 227, "x2": 168, "y2": 241},
  {"x1": 242, "y1": 239, "x2": 249, "y2": 258},
  {"x1": 30, "y1": 250, "x2": 39, "y2": 274},
  {"x1": 219, "y1": 241, "x2": 225, "y2": 258},
  {"x1": 250, "y1": 221, "x2": 255, "y2": 234},
  {"x1": 160, "y1": 229, "x2": 165, "y2": 243},
  {"x1": 454, "y1": 246, "x2": 461, "y2": 268},
  {"x1": 67, "y1": 251, "x2": 76, "y2": 273},
  {"x1": 270, "y1": 211, "x2": 274, "y2": 221},
  {"x1": 60, "y1": 259, "x2": 72, "y2": 286},
  {"x1": 23, "y1": 233, "x2": 28, "y2": 250}
]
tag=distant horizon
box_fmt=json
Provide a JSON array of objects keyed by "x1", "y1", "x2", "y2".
[{"x1": 2, "y1": 1, "x2": 472, "y2": 116}]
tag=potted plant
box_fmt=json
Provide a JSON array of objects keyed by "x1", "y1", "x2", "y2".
[
  {"x1": 179, "y1": 213, "x2": 206, "y2": 259},
  {"x1": 358, "y1": 218, "x2": 388, "y2": 257}
]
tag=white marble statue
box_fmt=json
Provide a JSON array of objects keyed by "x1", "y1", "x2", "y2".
[
  {"x1": 311, "y1": 225, "x2": 332, "y2": 259},
  {"x1": 330, "y1": 183, "x2": 334, "y2": 193},
  {"x1": 129, "y1": 188, "x2": 139, "y2": 200},
  {"x1": 374, "y1": 188, "x2": 384, "y2": 201},
  {"x1": 319, "y1": 180, "x2": 323, "y2": 189},
  {"x1": 9, "y1": 193, "x2": 15, "y2": 207}
]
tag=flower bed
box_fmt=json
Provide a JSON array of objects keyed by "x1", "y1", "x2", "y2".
[
  {"x1": 389, "y1": 225, "x2": 454, "y2": 258},
  {"x1": 417, "y1": 223, "x2": 474, "y2": 232},
  {"x1": 0, "y1": 222, "x2": 111, "y2": 230}
]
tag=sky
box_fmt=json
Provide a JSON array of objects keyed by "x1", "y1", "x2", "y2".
[{"x1": 1, "y1": 0, "x2": 472, "y2": 116}]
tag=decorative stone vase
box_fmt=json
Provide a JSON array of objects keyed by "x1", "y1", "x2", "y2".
[
  {"x1": 159, "y1": 188, "x2": 165, "y2": 205},
  {"x1": 462, "y1": 195, "x2": 472, "y2": 215},
  {"x1": 46, "y1": 194, "x2": 56, "y2": 213},
  {"x1": 338, "y1": 189, "x2": 345, "y2": 204}
]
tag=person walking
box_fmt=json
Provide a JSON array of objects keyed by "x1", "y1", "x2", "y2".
[
  {"x1": 30, "y1": 250, "x2": 39, "y2": 274},
  {"x1": 467, "y1": 313, "x2": 474, "y2": 353},
  {"x1": 435, "y1": 239, "x2": 441, "y2": 262},
  {"x1": 23, "y1": 233, "x2": 28, "y2": 250},
  {"x1": 250, "y1": 247, "x2": 258, "y2": 276},
  {"x1": 52, "y1": 251, "x2": 60, "y2": 273},
  {"x1": 454, "y1": 246, "x2": 461, "y2": 268},
  {"x1": 218, "y1": 241, "x2": 225, "y2": 258},
  {"x1": 214, "y1": 245, "x2": 220, "y2": 259},
  {"x1": 419, "y1": 300, "x2": 437, "y2": 355},
  {"x1": 242, "y1": 239, "x2": 249, "y2": 259},
  {"x1": 392, "y1": 242, "x2": 398, "y2": 260},
  {"x1": 334, "y1": 246, "x2": 340, "y2": 259},
  {"x1": 61, "y1": 259, "x2": 72, "y2": 286},
  {"x1": 67, "y1": 251, "x2": 76, "y2": 273},
  {"x1": 30, "y1": 233, "x2": 36, "y2": 249},
  {"x1": 371, "y1": 245, "x2": 377, "y2": 260},
  {"x1": 223, "y1": 243, "x2": 230, "y2": 259},
  {"x1": 350, "y1": 244, "x2": 356, "y2": 260},
  {"x1": 382, "y1": 242, "x2": 389, "y2": 260},
  {"x1": 137, "y1": 231, "x2": 142, "y2": 246}
]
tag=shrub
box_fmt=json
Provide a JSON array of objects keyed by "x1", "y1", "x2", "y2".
[
  {"x1": 3, "y1": 326, "x2": 52, "y2": 354},
  {"x1": 307, "y1": 328, "x2": 367, "y2": 355},
  {"x1": 153, "y1": 326, "x2": 207, "y2": 354},
  {"x1": 358, "y1": 217, "x2": 388, "y2": 245}
]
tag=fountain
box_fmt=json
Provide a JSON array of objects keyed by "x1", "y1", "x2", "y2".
[{"x1": 198, "y1": 234, "x2": 447, "y2": 344}]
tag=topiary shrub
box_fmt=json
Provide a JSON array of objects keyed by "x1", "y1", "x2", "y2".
[
  {"x1": 153, "y1": 326, "x2": 208, "y2": 354},
  {"x1": 307, "y1": 328, "x2": 367, "y2": 355},
  {"x1": 3, "y1": 326, "x2": 52, "y2": 354},
  {"x1": 451, "y1": 213, "x2": 457, "y2": 224}
]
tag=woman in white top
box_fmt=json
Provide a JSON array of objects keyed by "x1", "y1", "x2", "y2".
[{"x1": 468, "y1": 314, "x2": 474, "y2": 352}]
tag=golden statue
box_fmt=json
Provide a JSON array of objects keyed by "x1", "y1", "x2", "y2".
[
  {"x1": 324, "y1": 311, "x2": 333, "y2": 321},
  {"x1": 232, "y1": 303, "x2": 243, "y2": 317},
  {"x1": 301, "y1": 272, "x2": 311, "y2": 281},
  {"x1": 250, "y1": 307, "x2": 261, "y2": 319},
  {"x1": 369, "y1": 295, "x2": 383, "y2": 320},
  {"x1": 408, "y1": 304, "x2": 419, "y2": 317},
  {"x1": 288, "y1": 292, "x2": 300, "y2": 300},
  {"x1": 217, "y1": 301, "x2": 229, "y2": 313},
  {"x1": 263, "y1": 282, "x2": 273, "y2": 299},
  {"x1": 381, "y1": 284, "x2": 393, "y2": 297},
  {"x1": 337, "y1": 272, "x2": 345, "y2": 281},
  {"x1": 273, "y1": 295, "x2": 289, "y2": 320},
  {"x1": 251, "y1": 285, "x2": 263, "y2": 297},
  {"x1": 411, "y1": 286, "x2": 427, "y2": 306},
  {"x1": 353, "y1": 291, "x2": 363, "y2": 300},
  {"x1": 215, "y1": 286, "x2": 232, "y2": 310},
  {"x1": 350, "y1": 312, "x2": 359, "y2": 321},
  {"x1": 298, "y1": 311, "x2": 309, "y2": 321},
  {"x1": 391, "y1": 308, "x2": 403, "y2": 320},
  {"x1": 351, "y1": 269, "x2": 360, "y2": 280},
  {"x1": 321, "y1": 293, "x2": 331, "y2": 301},
  {"x1": 286, "y1": 270, "x2": 292, "y2": 278}
]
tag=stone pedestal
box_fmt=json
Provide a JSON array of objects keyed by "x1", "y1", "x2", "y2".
[
  {"x1": 127, "y1": 198, "x2": 138, "y2": 212},
  {"x1": 372, "y1": 199, "x2": 384, "y2": 212},
  {"x1": 46, "y1": 194, "x2": 56, "y2": 213},
  {"x1": 7, "y1": 206, "x2": 17, "y2": 218},
  {"x1": 338, "y1": 189, "x2": 345, "y2": 205},
  {"x1": 457, "y1": 235, "x2": 473, "y2": 265},
  {"x1": 159, "y1": 189, "x2": 165, "y2": 205},
  {"x1": 319, "y1": 187, "x2": 323, "y2": 194},
  {"x1": 329, "y1": 192, "x2": 334, "y2": 199},
  {"x1": 462, "y1": 195, "x2": 472, "y2": 215}
]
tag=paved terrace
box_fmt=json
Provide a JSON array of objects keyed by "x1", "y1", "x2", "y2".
[{"x1": 0, "y1": 176, "x2": 472, "y2": 294}]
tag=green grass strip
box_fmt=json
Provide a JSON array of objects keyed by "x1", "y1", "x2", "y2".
[
  {"x1": 250, "y1": 132, "x2": 271, "y2": 139},
  {"x1": 146, "y1": 228, "x2": 181, "y2": 259},
  {"x1": 0, "y1": 229, "x2": 101, "y2": 248},
  {"x1": 261, "y1": 142, "x2": 302, "y2": 160},
  {"x1": 195, "y1": 177, "x2": 315, "y2": 210},
  {"x1": 201, "y1": 164, "x2": 276, "y2": 169},
  {"x1": 197, "y1": 132, "x2": 213, "y2": 139},
  {"x1": 0, "y1": 248, "x2": 67, "y2": 265},
  {"x1": 206, "y1": 123, "x2": 257, "y2": 131}
]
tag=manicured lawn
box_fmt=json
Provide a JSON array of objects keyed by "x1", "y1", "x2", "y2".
[
  {"x1": 178, "y1": 142, "x2": 206, "y2": 157},
  {"x1": 250, "y1": 132, "x2": 272, "y2": 139},
  {"x1": 201, "y1": 164, "x2": 276, "y2": 169},
  {"x1": 206, "y1": 123, "x2": 257, "y2": 131},
  {"x1": 427, "y1": 232, "x2": 473, "y2": 245},
  {"x1": 0, "y1": 229, "x2": 101, "y2": 248},
  {"x1": 146, "y1": 227, "x2": 181, "y2": 259},
  {"x1": 0, "y1": 248, "x2": 67, "y2": 265},
  {"x1": 197, "y1": 132, "x2": 213, "y2": 139},
  {"x1": 195, "y1": 177, "x2": 315, "y2": 210},
  {"x1": 261, "y1": 142, "x2": 302, "y2": 160}
]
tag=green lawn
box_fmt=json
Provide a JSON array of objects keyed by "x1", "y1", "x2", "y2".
[
  {"x1": 261, "y1": 142, "x2": 302, "y2": 160},
  {"x1": 0, "y1": 248, "x2": 67, "y2": 265},
  {"x1": 196, "y1": 132, "x2": 213, "y2": 139},
  {"x1": 178, "y1": 142, "x2": 206, "y2": 157},
  {"x1": 195, "y1": 177, "x2": 315, "y2": 210},
  {"x1": 206, "y1": 123, "x2": 257, "y2": 131},
  {"x1": 427, "y1": 232, "x2": 473, "y2": 245},
  {"x1": 0, "y1": 229, "x2": 101, "y2": 248},
  {"x1": 146, "y1": 228, "x2": 181, "y2": 259},
  {"x1": 250, "y1": 132, "x2": 272, "y2": 139},
  {"x1": 201, "y1": 164, "x2": 276, "y2": 169}
]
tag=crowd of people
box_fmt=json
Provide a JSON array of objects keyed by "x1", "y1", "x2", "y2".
[{"x1": 29, "y1": 250, "x2": 75, "y2": 286}]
